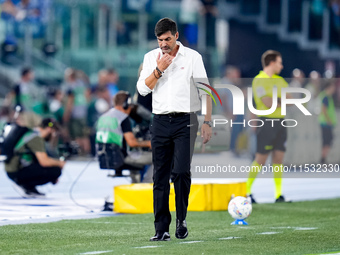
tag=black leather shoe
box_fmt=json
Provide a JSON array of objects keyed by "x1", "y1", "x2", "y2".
[
  {"x1": 149, "y1": 231, "x2": 170, "y2": 241},
  {"x1": 247, "y1": 194, "x2": 257, "y2": 204},
  {"x1": 275, "y1": 195, "x2": 292, "y2": 203},
  {"x1": 175, "y1": 219, "x2": 188, "y2": 239}
]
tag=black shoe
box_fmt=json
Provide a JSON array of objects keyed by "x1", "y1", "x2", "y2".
[
  {"x1": 149, "y1": 231, "x2": 170, "y2": 241},
  {"x1": 175, "y1": 219, "x2": 188, "y2": 239},
  {"x1": 14, "y1": 184, "x2": 45, "y2": 198},
  {"x1": 275, "y1": 195, "x2": 291, "y2": 203},
  {"x1": 24, "y1": 187, "x2": 45, "y2": 197},
  {"x1": 102, "y1": 201, "x2": 114, "y2": 211},
  {"x1": 247, "y1": 194, "x2": 257, "y2": 204}
]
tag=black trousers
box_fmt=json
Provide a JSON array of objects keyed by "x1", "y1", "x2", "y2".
[
  {"x1": 151, "y1": 113, "x2": 198, "y2": 232},
  {"x1": 7, "y1": 163, "x2": 62, "y2": 189}
]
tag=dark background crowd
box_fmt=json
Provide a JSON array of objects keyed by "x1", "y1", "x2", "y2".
[{"x1": 0, "y1": 0, "x2": 340, "y2": 157}]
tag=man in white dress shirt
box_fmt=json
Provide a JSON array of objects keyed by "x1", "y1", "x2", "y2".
[{"x1": 137, "y1": 18, "x2": 212, "y2": 241}]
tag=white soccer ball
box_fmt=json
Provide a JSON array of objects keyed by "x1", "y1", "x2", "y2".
[{"x1": 228, "y1": 196, "x2": 252, "y2": 220}]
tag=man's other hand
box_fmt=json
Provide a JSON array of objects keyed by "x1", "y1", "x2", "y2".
[{"x1": 201, "y1": 124, "x2": 212, "y2": 144}]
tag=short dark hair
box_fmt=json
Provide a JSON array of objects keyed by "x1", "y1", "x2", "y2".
[
  {"x1": 113, "y1": 91, "x2": 130, "y2": 106},
  {"x1": 155, "y1": 18, "x2": 177, "y2": 37},
  {"x1": 40, "y1": 118, "x2": 59, "y2": 130},
  {"x1": 261, "y1": 50, "x2": 281, "y2": 68},
  {"x1": 21, "y1": 67, "x2": 32, "y2": 77},
  {"x1": 106, "y1": 68, "x2": 116, "y2": 75}
]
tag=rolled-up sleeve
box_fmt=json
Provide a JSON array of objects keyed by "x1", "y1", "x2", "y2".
[
  {"x1": 137, "y1": 54, "x2": 154, "y2": 96},
  {"x1": 193, "y1": 54, "x2": 210, "y2": 97}
]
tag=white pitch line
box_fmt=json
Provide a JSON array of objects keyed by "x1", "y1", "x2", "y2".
[
  {"x1": 270, "y1": 226, "x2": 318, "y2": 231},
  {"x1": 293, "y1": 227, "x2": 318, "y2": 231},
  {"x1": 134, "y1": 246, "x2": 162, "y2": 249},
  {"x1": 219, "y1": 237, "x2": 241, "y2": 240},
  {"x1": 180, "y1": 241, "x2": 203, "y2": 244},
  {"x1": 237, "y1": 226, "x2": 254, "y2": 229},
  {"x1": 80, "y1": 251, "x2": 113, "y2": 255},
  {"x1": 87, "y1": 222, "x2": 143, "y2": 224},
  {"x1": 270, "y1": 226, "x2": 293, "y2": 229},
  {"x1": 256, "y1": 232, "x2": 281, "y2": 235}
]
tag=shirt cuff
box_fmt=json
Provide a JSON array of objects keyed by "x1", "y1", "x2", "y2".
[{"x1": 137, "y1": 80, "x2": 153, "y2": 96}]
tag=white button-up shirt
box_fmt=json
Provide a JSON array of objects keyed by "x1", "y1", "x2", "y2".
[{"x1": 137, "y1": 41, "x2": 208, "y2": 114}]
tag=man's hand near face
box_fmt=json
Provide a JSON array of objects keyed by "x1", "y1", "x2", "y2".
[{"x1": 157, "y1": 53, "x2": 173, "y2": 72}]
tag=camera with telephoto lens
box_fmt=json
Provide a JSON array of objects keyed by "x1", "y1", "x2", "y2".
[
  {"x1": 58, "y1": 141, "x2": 80, "y2": 160},
  {"x1": 129, "y1": 103, "x2": 152, "y2": 143}
]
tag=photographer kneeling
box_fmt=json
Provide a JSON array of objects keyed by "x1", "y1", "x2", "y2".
[
  {"x1": 5, "y1": 118, "x2": 65, "y2": 197},
  {"x1": 96, "y1": 91, "x2": 152, "y2": 183}
]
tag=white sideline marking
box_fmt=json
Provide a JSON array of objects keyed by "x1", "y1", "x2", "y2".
[
  {"x1": 270, "y1": 226, "x2": 293, "y2": 229},
  {"x1": 89, "y1": 222, "x2": 143, "y2": 224},
  {"x1": 238, "y1": 226, "x2": 254, "y2": 229},
  {"x1": 257, "y1": 232, "x2": 281, "y2": 235},
  {"x1": 270, "y1": 226, "x2": 317, "y2": 231},
  {"x1": 80, "y1": 251, "x2": 113, "y2": 255},
  {"x1": 219, "y1": 237, "x2": 241, "y2": 240},
  {"x1": 294, "y1": 227, "x2": 318, "y2": 231},
  {"x1": 320, "y1": 253, "x2": 340, "y2": 255},
  {"x1": 134, "y1": 246, "x2": 162, "y2": 249},
  {"x1": 180, "y1": 241, "x2": 203, "y2": 244}
]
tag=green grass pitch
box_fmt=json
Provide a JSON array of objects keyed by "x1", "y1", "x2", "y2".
[{"x1": 1, "y1": 198, "x2": 340, "y2": 255}]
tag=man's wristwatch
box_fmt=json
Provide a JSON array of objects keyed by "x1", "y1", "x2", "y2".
[{"x1": 203, "y1": 121, "x2": 212, "y2": 127}]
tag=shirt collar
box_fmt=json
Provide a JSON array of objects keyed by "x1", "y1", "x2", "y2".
[
  {"x1": 259, "y1": 70, "x2": 270, "y2": 78},
  {"x1": 176, "y1": 41, "x2": 185, "y2": 56},
  {"x1": 260, "y1": 70, "x2": 281, "y2": 78}
]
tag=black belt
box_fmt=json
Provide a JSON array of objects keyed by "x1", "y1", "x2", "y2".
[{"x1": 156, "y1": 112, "x2": 195, "y2": 118}]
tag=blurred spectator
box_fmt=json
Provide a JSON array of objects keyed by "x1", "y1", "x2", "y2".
[
  {"x1": 87, "y1": 85, "x2": 111, "y2": 157},
  {"x1": 179, "y1": 0, "x2": 202, "y2": 47},
  {"x1": 5, "y1": 67, "x2": 45, "y2": 122},
  {"x1": 318, "y1": 81, "x2": 337, "y2": 164},
  {"x1": 200, "y1": 0, "x2": 218, "y2": 47},
  {"x1": 47, "y1": 87, "x2": 70, "y2": 147},
  {"x1": 90, "y1": 69, "x2": 108, "y2": 102},
  {"x1": 219, "y1": 65, "x2": 244, "y2": 155},
  {"x1": 48, "y1": 87, "x2": 64, "y2": 125},
  {"x1": 1, "y1": 0, "x2": 18, "y2": 18},
  {"x1": 96, "y1": 69, "x2": 108, "y2": 89},
  {"x1": 289, "y1": 68, "x2": 305, "y2": 98},
  {"x1": 106, "y1": 68, "x2": 119, "y2": 97},
  {"x1": 89, "y1": 69, "x2": 108, "y2": 109},
  {"x1": 305, "y1": 70, "x2": 321, "y2": 113},
  {"x1": 62, "y1": 68, "x2": 90, "y2": 155},
  {"x1": 219, "y1": 65, "x2": 241, "y2": 119},
  {"x1": 1, "y1": 0, "x2": 50, "y2": 40},
  {"x1": 15, "y1": 0, "x2": 41, "y2": 21},
  {"x1": 76, "y1": 69, "x2": 91, "y2": 87}
]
